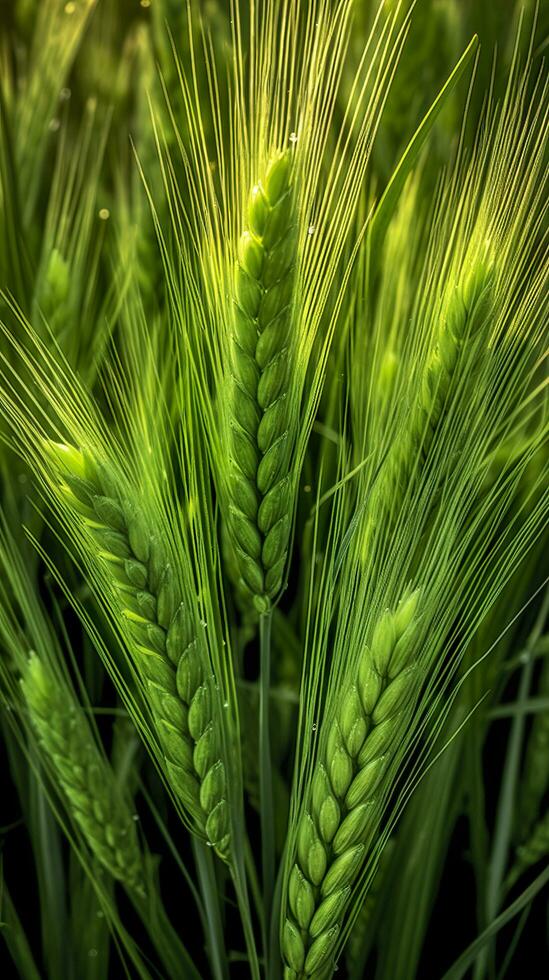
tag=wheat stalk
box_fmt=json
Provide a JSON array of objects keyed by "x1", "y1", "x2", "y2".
[
  {"x1": 224, "y1": 151, "x2": 297, "y2": 614},
  {"x1": 282, "y1": 591, "x2": 421, "y2": 978},
  {"x1": 21, "y1": 653, "x2": 145, "y2": 894},
  {"x1": 44, "y1": 441, "x2": 231, "y2": 860},
  {"x1": 516, "y1": 650, "x2": 549, "y2": 840}
]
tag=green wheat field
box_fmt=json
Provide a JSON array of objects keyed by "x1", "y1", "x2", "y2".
[{"x1": 0, "y1": 1, "x2": 547, "y2": 978}]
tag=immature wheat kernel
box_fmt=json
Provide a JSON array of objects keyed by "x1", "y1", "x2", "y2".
[
  {"x1": 44, "y1": 441, "x2": 231, "y2": 859},
  {"x1": 282, "y1": 590, "x2": 421, "y2": 978}
]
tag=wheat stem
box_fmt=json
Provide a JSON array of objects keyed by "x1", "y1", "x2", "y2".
[
  {"x1": 192, "y1": 841, "x2": 229, "y2": 980},
  {"x1": 260, "y1": 608, "x2": 275, "y2": 942},
  {"x1": 131, "y1": 885, "x2": 202, "y2": 980},
  {"x1": 516, "y1": 641, "x2": 549, "y2": 840}
]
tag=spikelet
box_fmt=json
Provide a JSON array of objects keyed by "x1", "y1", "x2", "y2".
[
  {"x1": 22, "y1": 654, "x2": 145, "y2": 894},
  {"x1": 44, "y1": 441, "x2": 231, "y2": 860},
  {"x1": 282, "y1": 591, "x2": 421, "y2": 978},
  {"x1": 224, "y1": 151, "x2": 298, "y2": 614}
]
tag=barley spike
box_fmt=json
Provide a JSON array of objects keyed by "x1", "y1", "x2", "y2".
[
  {"x1": 368, "y1": 258, "x2": 494, "y2": 541},
  {"x1": 22, "y1": 653, "x2": 145, "y2": 894},
  {"x1": 225, "y1": 151, "x2": 298, "y2": 614},
  {"x1": 44, "y1": 441, "x2": 231, "y2": 860},
  {"x1": 282, "y1": 590, "x2": 421, "y2": 978}
]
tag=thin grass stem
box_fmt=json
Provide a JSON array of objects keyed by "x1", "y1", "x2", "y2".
[
  {"x1": 193, "y1": 841, "x2": 228, "y2": 980},
  {"x1": 477, "y1": 588, "x2": 549, "y2": 978},
  {"x1": 130, "y1": 888, "x2": 202, "y2": 980},
  {"x1": 259, "y1": 608, "x2": 275, "y2": 967}
]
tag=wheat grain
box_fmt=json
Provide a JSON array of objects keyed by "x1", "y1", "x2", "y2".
[
  {"x1": 224, "y1": 151, "x2": 297, "y2": 614},
  {"x1": 22, "y1": 653, "x2": 145, "y2": 894},
  {"x1": 282, "y1": 591, "x2": 421, "y2": 978},
  {"x1": 44, "y1": 441, "x2": 231, "y2": 860}
]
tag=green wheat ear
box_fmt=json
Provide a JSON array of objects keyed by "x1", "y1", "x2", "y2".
[
  {"x1": 43, "y1": 441, "x2": 231, "y2": 861},
  {"x1": 282, "y1": 590, "x2": 421, "y2": 979},
  {"x1": 364, "y1": 255, "x2": 495, "y2": 552},
  {"x1": 22, "y1": 653, "x2": 145, "y2": 895},
  {"x1": 420, "y1": 255, "x2": 495, "y2": 449},
  {"x1": 224, "y1": 151, "x2": 298, "y2": 614}
]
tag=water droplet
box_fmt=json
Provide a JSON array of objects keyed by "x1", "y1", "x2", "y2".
[
  {"x1": 307, "y1": 225, "x2": 315, "y2": 236},
  {"x1": 140, "y1": 0, "x2": 151, "y2": 7},
  {"x1": 289, "y1": 132, "x2": 298, "y2": 144},
  {"x1": 200, "y1": 620, "x2": 207, "y2": 628},
  {"x1": 303, "y1": 484, "x2": 311, "y2": 493},
  {"x1": 132, "y1": 813, "x2": 139, "y2": 822},
  {"x1": 206, "y1": 840, "x2": 213, "y2": 847},
  {"x1": 98, "y1": 208, "x2": 110, "y2": 221},
  {"x1": 312, "y1": 723, "x2": 317, "y2": 732},
  {"x1": 65, "y1": 1, "x2": 76, "y2": 14},
  {"x1": 49, "y1": 118, "x2": 60, "y2": 132},
  {"x1": 59, "y1": 87, "x2": 71, "y2": 101},
  {"x1": 88, "y1": 948, "x2": 98, "y2": 958},
  {"x1": 223, "y1": 701, "x2": 229, "y2": 709}
]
